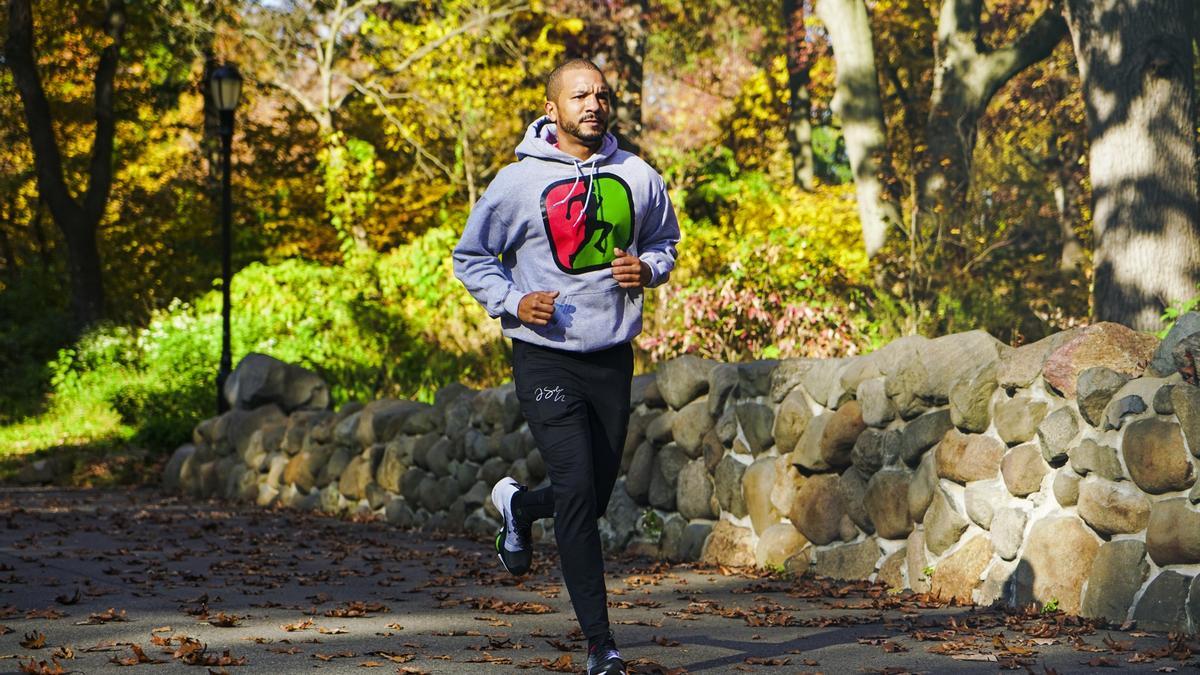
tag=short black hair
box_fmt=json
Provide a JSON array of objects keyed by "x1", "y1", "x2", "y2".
[{"x1": 545, "y1": 58, "x2": 606, "y2": 102}]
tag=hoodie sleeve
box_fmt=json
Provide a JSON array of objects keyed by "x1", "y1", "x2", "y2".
[
  {"x1": 453, "y1": 182, "x2": 526, "y2": 319},
  {"x1": 637, "y1": 174, "x2": 681, "y2": 289}
]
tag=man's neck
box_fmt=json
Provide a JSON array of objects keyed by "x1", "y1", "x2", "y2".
[{"x1": 556, "y1": 132, "x2": 602, "y2": 162}]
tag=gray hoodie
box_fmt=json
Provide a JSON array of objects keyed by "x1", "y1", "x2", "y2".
[{"x1": 453, "y1": 116, "x2": 680, "y2": 352}]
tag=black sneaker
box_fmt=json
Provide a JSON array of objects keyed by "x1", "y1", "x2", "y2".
[
  {"x1": 586, "y1": 633, "x2": 626, "y2": 675},
  {"x1": 491, "y1": 477, "x2": 532, "y2": 576}
]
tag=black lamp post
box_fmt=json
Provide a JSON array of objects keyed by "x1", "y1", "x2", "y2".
[{"x1": 210, "y1": 64, "x2": 242, "y2": 414}]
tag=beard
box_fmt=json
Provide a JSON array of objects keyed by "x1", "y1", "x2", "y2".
[{"x1": 559, "y1": 115, "x2": 606, "y2": 142}]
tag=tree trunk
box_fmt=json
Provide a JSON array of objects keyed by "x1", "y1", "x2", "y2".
[
  {"x1": 784, "y1": 0, "x2": 815, "y2": 190},
  {"x1": 612, "y1": 0, "x2": 647, "y2": 154},
  {"x1": 29, "y1": 195, "x2": 52, "y2": 272},
  {"x1": 918, "y1": 0, "x2": 1066, "y2": 223},
  {"x1": 815, "y1": 0, "x2": 903, "y2": 257},
  {"x1": 1050, "y1": 144, "x2": 1084, "y2": 272},
  {"x1": 0, "y1": 198, "x2": 15, "y2": 283},
  {"x1": 5, "y1": 0, "x2": 125, "y2": 329},
  {"x1": 1065, "y1": 0, "x2": 1200, "y2": 331}
]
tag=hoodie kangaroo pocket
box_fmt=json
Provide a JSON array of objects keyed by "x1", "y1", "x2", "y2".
[{"x1": 534, "y1": 285, "x2": 642, "y2": 350}]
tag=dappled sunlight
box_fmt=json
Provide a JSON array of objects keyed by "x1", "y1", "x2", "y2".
[{"x1": 0, "y1": 488, "x2": 1193, "y2": 673}]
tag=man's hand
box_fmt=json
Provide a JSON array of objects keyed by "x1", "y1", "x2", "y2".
[
  {"x1": 517, "y1": 290, "x2": 559, "y2": 326},
  {"x1": 611, "y1": 248, "x2": 651, "y2": 289}
]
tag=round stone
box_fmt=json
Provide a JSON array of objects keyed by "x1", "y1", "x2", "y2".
[
  {"x1": 1123, "y1": 418, "x2": 1196, "y2": 494},
  {"x1": 936, "y1": 430, "x2": 1005, "y2": 484},
  {"x1": 1077, "y1": 476, "x2": 1151, "y2": 535},
  {"x1": 1000, "y1": 442, "x2": 1049, "y2": 497}
]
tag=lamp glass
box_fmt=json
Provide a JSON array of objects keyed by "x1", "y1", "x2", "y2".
[{"x1": 209, "y1": 65, "x2": 243, "y2": 112}]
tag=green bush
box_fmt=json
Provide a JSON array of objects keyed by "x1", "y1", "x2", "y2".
[{"x1": 5, "y1": 227, "x2": 510, "y2": 454}]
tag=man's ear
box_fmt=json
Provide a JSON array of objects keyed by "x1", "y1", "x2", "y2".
[{"x1": 544, "y1": 100, "x2": 557, "y2": 122}]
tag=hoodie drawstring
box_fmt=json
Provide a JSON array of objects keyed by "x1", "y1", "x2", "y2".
[{"x1": 551, "y1": 158, "x2": 602, "y2": 229}]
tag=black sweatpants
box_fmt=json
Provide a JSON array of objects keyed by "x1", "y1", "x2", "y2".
[{"x1": 508, "y1": 338, "x2": 632, "y2": 646}]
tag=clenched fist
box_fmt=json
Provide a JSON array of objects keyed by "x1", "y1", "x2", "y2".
[
  {"x1": 518, "y1": 290, "x2": 559, "y2": 326},
  {"x1": 611, "y1": 248, "x2": 650, "y2": 289}
]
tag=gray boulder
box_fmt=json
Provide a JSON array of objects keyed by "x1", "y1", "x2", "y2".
[
  {"x1": 223, "y1": 352, "x2": 330, "y2": 412},
  {"x1": 1076, "y1": 367, "x2": 1130, "y2": 427},
  {"x1": 1150, "y1": 311, "x2": 1200, "y2": 376},
  {"x1": 656, "y1": 355, "x2": 718, "y2": 409}
]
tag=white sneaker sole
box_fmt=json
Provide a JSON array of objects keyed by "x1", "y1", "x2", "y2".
[{"x1": 490, "y1": 478, "x2": 519, "y2": 530}]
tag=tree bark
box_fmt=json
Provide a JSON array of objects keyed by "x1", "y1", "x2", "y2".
[
  {"x1": 611, "y1": 0, "x2": 648, "y2": 154},
  {"x1": 918, "y1": 0, "x2": 1066, "y2": 221},
  {"x1": 29, "y1": 195, "x2": 52, "y2": 272},
  {"x1": 815, "y1": 0, "x2": 903, "y2": 257},
  {"x1": 5, "y1": 0, "x2": 125, "y2": 329},
  {"x1": 784, "y1": 0, "x2": 815, "y2": 190},
  {"x1": 1065, "y1": 0, "x2": 1200, "y2": 331}
]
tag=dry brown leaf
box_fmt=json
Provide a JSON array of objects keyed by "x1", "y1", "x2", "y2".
[
  {"x1": 267, "y1": 646, "x2": 302, "y2": 655},
  {"x1": 76, "y1": 608, "x2": 127, "y2": 625},
  {"x1": 53, "y1": 590, "x2": 80, "y2": 606},
  {"x1": 744, "y1": 656, "x2": 789, "y2": 666},
  {"x1": 367, "y1": 651, "x2": 414, "y2": 663},
  {"x1": 207, "y1": 612, "x2": 242, "y2": 627},
  {"x1": 951, "y1": 653, "x2": 997, "y2": 662},
  {"x1": 20, "y1": 632, "x2": 46, "y2": 649},
  {"x1": 17, "y1": 658, "x2": 65, "y2": 675},
  {"x1": 324, "y1": 601, "x2": 388, "y2": 618},
  {"x1": 24, "y1": 609, "x2": 66, "y2": 621},
  {"x1": 109, "y1": 644, "x2": 164, "y2": 666},
  {"x1": 282, "y1": 618, "x2": 315, "y2": 632},
  {"x1": 625, "y1": 657, "x2": 690, "y2": 675},
  {"x1": 318, "y1": 626, "x2": 348, "y2": 634}
]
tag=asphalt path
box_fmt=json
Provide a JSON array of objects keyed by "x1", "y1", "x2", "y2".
[{"x1": 0, "y1": 487, "x2": 1191, "y2": 674}]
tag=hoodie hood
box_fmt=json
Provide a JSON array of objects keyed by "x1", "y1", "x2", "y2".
[{"x1": 515, "y1": 115, "x2": 619, "y2": 164}]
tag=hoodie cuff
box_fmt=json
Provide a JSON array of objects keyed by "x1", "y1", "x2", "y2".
[
  {"x1": 502, "y1": 288, "x2": 525, "y2": 318},
  {"x1": 639, "y1": 255, "x2": 661, "y2": 288}
]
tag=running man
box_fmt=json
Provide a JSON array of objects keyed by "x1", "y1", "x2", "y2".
[{"x1": 453, "y1": 58, "x2": 680, "y2": 675}]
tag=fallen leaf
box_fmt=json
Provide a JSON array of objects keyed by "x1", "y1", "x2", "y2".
[
  {"x1": 76, "y1": 608, "x2": 128, "y2": 625},
  {"x1": 744, "y1": 656, "x2": 789, "y2": 666},
  {"x1": 53, "y1": 590, "x2": 80, "y2": 606},
  {"x1": 24, "y1": 609, "x2": 66, "y2": 621},
  {"x1": 17, "y1": 658, "x2": 65, "y2": 674},
  {"x1": 267, "y1": 646, "x2": 302, "y2": 655},
  {"x1": 206, "y1": 612, "x2": 242, "y2": 627},
  {"x1": 367, "y1": 651, "x2": 414, "y2": 663},
  {"x1": 312, "y1": 650, "x2": 356, "y2": 661},
  {"x1": 20, "y1": 632, "x2": 46, "y2": 649},
  {"x1": 109, "y1": 644, "x2": 164, "y2": 666}
]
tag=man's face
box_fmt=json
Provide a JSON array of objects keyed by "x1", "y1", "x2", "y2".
[{"x1": 547, "y1": 68, "x2": 611, "y2": 144}]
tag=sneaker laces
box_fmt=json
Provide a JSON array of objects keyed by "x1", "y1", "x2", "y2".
[{"x1": 587, "y1": 635, "x2": 621, "y2": 666}]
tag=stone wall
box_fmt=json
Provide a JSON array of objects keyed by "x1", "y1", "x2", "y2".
[{"x1": 165, "y1": 317, "x2": 1200, "y2": 632}]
